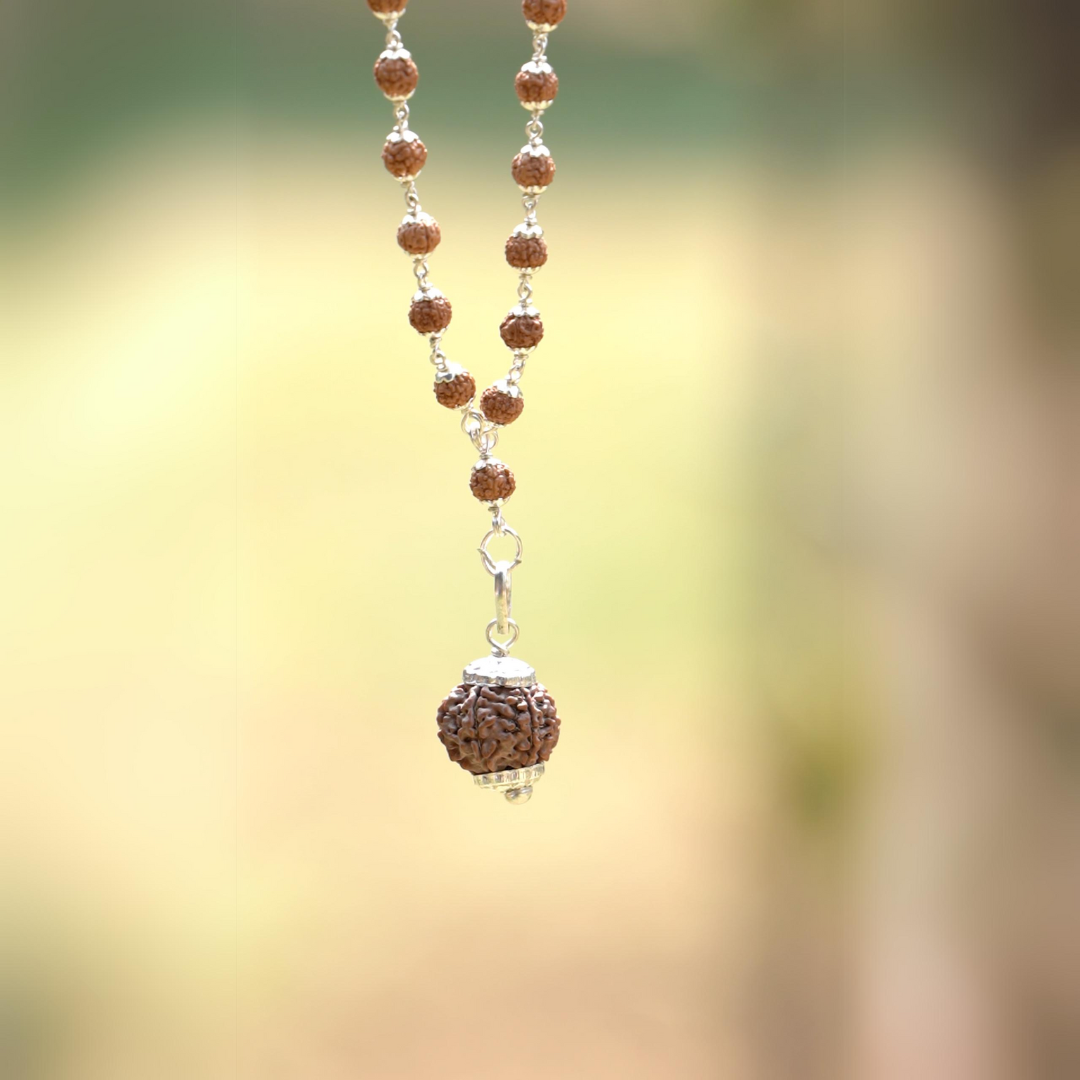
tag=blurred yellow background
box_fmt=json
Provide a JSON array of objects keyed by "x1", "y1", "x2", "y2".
[{"x1": 3, "y1": 1, "x2": 1078, "y2": 1078}]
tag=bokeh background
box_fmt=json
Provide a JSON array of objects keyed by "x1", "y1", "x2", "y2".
[{"x1": 3, "y1": 1, "x2": 1078, "y2": 1078}]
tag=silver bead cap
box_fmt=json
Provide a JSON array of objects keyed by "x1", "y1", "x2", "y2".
[
  {"x1": 411, "y1": 286, "x2": 444, "y2": 303},
  {"x1": 400, "y1": 210, "x2": 436, "y2": 228},
  {"x1": 518, "y1": 141, "x2": 552, "y2": 159},
  {"x1": 512, "y1": 222, "x2": 544, "y2": 240},
  {"x1": 463, "y1": 654, "x2": 536, "y2": 688},
  {"x1": 520, "y1": 60, "x2": 554, "y2": 76},
  {"x1": 377, "y1": 46, "x2": 412, "y2": 61},
  {"x1": 434, "y1": 363, "x2": 466, "y2": 384},
  {"x1": 385, "y1": 128, "x2": 421, "y2": 145},
  {"x1": 489, "y1": 379, "x2": 522, "y2": 401}
]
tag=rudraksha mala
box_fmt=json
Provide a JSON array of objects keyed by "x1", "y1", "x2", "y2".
[{"x1": 365, "y1": 0, "x2": 567, "y2": 803}]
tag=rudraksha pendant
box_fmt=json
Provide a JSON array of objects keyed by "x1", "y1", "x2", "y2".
[{"x1": 436, "y1": 655, "x2": 561, "y2": 803}]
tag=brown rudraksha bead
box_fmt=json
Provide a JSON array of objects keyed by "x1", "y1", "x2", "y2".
[
  {"x1": 397, "y1": 212, "x2": 441, "y2": 255},
  {"x1": 373, "y1": 50, "x2": 418, "y2": 101},
  {"x1": 499, "y1": 308, "x2": 544, "y2": 349},
  {"x1": 481, "y1": 384, "x2": 525, "y2": 426},
  {"x1": 511, "y1": 147, "x2": 556, "y2": 192},
  {"x1": 522, "y1": 0, "x2": 567, "y2": 30},
  {"x1": 433, "y1": 369, "x2": 475, "y2": 409},
  {"x1": 409, "y1": 292, "x2": 453, "y2": 333},
  {"x1": 382, "y1": 131, "x2": 427, "y2": 179},
  {"x1": 437, "y1": 681, "x2": 561, "y2": 775},
  {"x1": 515, "y1": 62, "x2": 559, "y2": 108},
  {"x1": 505, "y1": 230, "x2": 548, "y2": 269},
  {"x1": 470, "y1": 460, "x2": 516, "y2": 502},
  {"x1": 367, "y1": 0, "x2": 408, "y2": 14}
]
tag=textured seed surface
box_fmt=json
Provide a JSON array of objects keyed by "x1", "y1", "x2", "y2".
[
  {"x1": 522, "y1": 0, "x2": 567, "y2": 27},
  {"x1": 367, "y1": 0, "x2": 408, "y2": 13},
  {"x1": 409, "y1": 296, "x2": 453, "y2": 333},
  {"x1": 382, "y1": 136, "x2": 427, "y2": 179},
  {"x1": 434, "y1": 372, "x2": 475, "y2": 409},
  {"x1": 505, "y1": 235, "x2": 548, "y2": 269},
  {"x1": 516, "y1": 67, "x2": 559, "y2": 105},
  {"x1": 470, "y1": 462, "x2": 516, "y2": 502},
  {"x1": 481, "y1": 387, "x2": 526, "y2": 425},
  {"x1": 374, "y1": 55, "x2": 418, "y2": 100},
  {"x1": 397, "y1": 217, "x2": 441, "y2": 255},
  {"x1": 512, "y1": 152, "x2": 556, "y2": 190},
  {"x1": 437, "y1": 682, "x2": 561, "y2": 774},
  {"x1": 499, "y1": 312, "x2": 545, "y2": 349}
]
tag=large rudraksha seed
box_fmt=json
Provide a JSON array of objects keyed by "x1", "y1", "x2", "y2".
[
  {"x1": 434, "y1": 369, "x2": 475, "y2": 409},
  {"x1": 511, "y1": 146, "x2": 556, "y2": 192},
  {"x1": 409, "y1": 292, "x2": 453, "y2": 333},
  {"x1": 481, "y1": 384, "x2": 525, "y2": 425},
  {"x1": 397, "y1": 212, "x2": 441, "y2": 255},
  {"x1": 505, "y1": 226, "x2": 548, "y2": 269},
  {"x1": 500, "y1": 308, "x2": 544, "y2": 349},
  {"x1": 470, "y1": 460, "x2": 516, "y2": 502},
  {"x1": 515, "y1": 62, "x2": 559, "y2": 109},
  {"x1": 522, "y1": 0, "x2": 567, "y2": 30},
  {"x1": 374, "y1": 50, "x2": 418, "y2": 101},
  {"x1": 437, "y1": 681, "x2": 561, "y2": 775},
  {"x1": 367, "y1": 0, "x2": 408, "y2": 15},
  {"x1": 382, "y1": 131, "x2": 427, "y2": 179}
]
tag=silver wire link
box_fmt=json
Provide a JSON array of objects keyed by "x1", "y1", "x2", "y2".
[
  {"x1": 428, "y1": 333, "x2": 449, "y2": 373},
  {"x1": 485, "y1": 618, "x2": 520, "y2": 657},
  {"x1": 506, "y1": 351, "x2": 529, "y2": 387},
  {"x1": 412, "y1": 255, "x2": 431, "y2": 292},
  {"x1": 478, "y1": 519, "x2": 523, "y2": 575},
  {"x1": 460, "y1": 405, "x2": 499, "y2": 456},
  {"x1": 532, "y1": 32, "x2": 549, "y2": 61}
]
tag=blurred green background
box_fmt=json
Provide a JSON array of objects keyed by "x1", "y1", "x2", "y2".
[{"x1": 3, "y1": 1, "x2": 1078, "y2": 1078}]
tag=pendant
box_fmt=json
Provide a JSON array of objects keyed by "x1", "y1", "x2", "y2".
[
  {"x1": 435, "y1": 516, "x2": 561, "y2": 804},
  {"x1": 436, "y1": 655, "x2": 560, "y2": 804}
]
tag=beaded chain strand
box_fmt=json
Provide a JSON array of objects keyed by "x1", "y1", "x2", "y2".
[{"x1": 365, "y1": 0, "x2": 566, "y2": 644}]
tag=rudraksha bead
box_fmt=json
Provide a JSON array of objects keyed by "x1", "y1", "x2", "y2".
[
  {"x1": 470, "y1": 460, "x2": 516, "y2": 502},
  {"x1": 522, "y1": 0, "x2": 567, "y2": 31},
  {"x1": 499, "y1": 307, "x2": 544, "y2": 349},
  {"x1": 505, "y1": 226, "x2": 548, "y2": 269},
  {"x1": 511, "y1": 145, "x2": 556, "y2": 193},
  {"x1": 367, "y1": 0, "x2": 408, "y2": 15},
  {"x1": 437, "y1": 680, "x2": 560, "y2": 774},
  {"x1": 396, "y1": 212, "x2": 441, "y2": 255},
  {"x1": 433, "y1": 368, "x2": 475, "y2": 409},
  {"x1": 481, "y1": 384, "x2": 525, "y2": 426},
  {"x1": 409, "y1": 291, "x2": 453, "y2": 333},
  {"x1": 515, "y1": 61, "x2": 559, "y2": 109},
  {"x1": 373, "y1": 49, "x2": 418, "y2": 101},
  {"x1": 382, "y1": 131, "x2": 427, "y2": 180}
]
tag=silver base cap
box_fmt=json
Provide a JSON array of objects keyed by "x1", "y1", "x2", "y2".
[{"x1": 473, "y1": 763, "x2": 545, "y2": 804}]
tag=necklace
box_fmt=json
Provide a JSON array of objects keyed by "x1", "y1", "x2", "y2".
[{"x1": 365, "y1": 0, "x2": 567, "y2": 804}]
